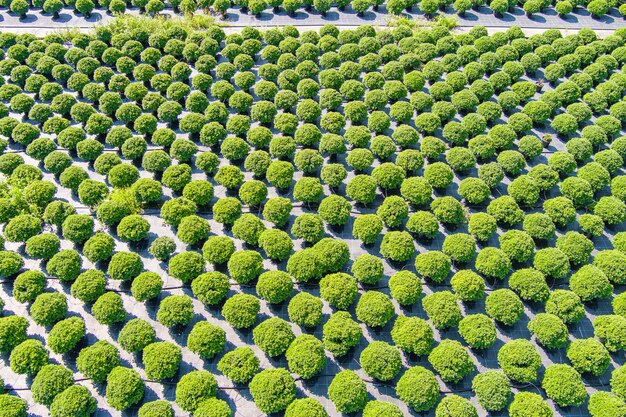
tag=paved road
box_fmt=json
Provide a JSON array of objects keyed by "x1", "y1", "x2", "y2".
[{"x1": 0, "y1": 4, "x2": 624, "y2": 32}]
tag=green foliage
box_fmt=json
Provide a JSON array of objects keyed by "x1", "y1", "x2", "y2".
[
  {"x1": 249, "y1": 368, "x2": 296, "y2": 414},
  {"x1": 217, "y1": 347, "x2": 259, "y2": 384},
  {"x1": 143, "y1": 341, "x2": 182, "y2": 380},
  {"x1": 497, "y1": 339, "x2": 541, "y2": 383},
  {"x1": 396, "y1": 366, "x2": 440, "y2": 412},
  {"x1": 328, "y1": 370, "x2": 367, "y2": 413},
  {"x1": 542, "y1": 364, "x2": 587, "y2": 407},
  {"x1": 472, "y1": 371, "x2": 511, "y2": 411}
]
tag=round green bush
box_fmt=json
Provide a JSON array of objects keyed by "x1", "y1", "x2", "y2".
[
  {"x1": 117, "y1": 318, "x2": 155, "y2": 353},
  {"x1": 422, "y1": 291, "x2": 462, "y2": 330},
  {"x1": 285, "y1": 334, "x2": 326, "y2": 379},
  {"x1": 359, "y1": 341, "x2": 401, "y2": 382},
  {"x1": 380, "y1": 231, "x2": 415, "y2": 262},
  {"x1": 442, "y1": 233, "x2": 476, "y2": 264},
  {"x1": 50, "y1": 385, "x2": 97, "y2": 417},
  {"x1": 149, "y1": 236, "x2": 176, "y2": 262},
  {"x1": 288, "y1": 292, "x2": 323, "y2": 328},
  {"x1": 356, "y1": 291, "x2": 394, "y2": 328},
  {"x1": 497, "y1": 339, "x2": 541, "y2": 383},
  {"x1": 13, "y1": 271, "x2": 46, "y2": 303},
  {"x1": 451, "y1": 270, "x2": 485, "y2": 302},
  {"x1": 31, "y1": 364, "x2": 74, "y2": 406},
  {"x1": 249, "y1": 368, "x2": 296, "y2": 414},
  {"x1": 533, "y1": 248, "x2": 570, "y2": 280},
  {"x1": 83, "y1": 233, "x2": 115, "y2": 263},
  {"x1": 256, "y1": 270, "x2": 293, "y2": 304},
  {"x1": 508, "y1": 268, "x2": 549, "y2": 303},
  {"x1": 24, "y1": 233, "x2": 59, "y2": 260},
  {"x1": 175, "y1": 370, "x2": 217, "y2": 412},
  {"x1": 285, "y1": 398, "x2": 328, "y2": 417},
  {"x1": 76, "y1": 341, "x2": 120, "y2": 383},
  {"x1": 499, "y1": 230, "x2": 535, "y2": 263},
  {"x1": 542, "y1": 364, "x2": 587, "y2": 407},
  {"x1": 191, "y1": 272, "x2": 229, "y2": 306},
  {"x1": 0, "y1": 316, "x2": 28, "y2": 353},
  {"x1": 546, "y1": 290, "x2": 585, "y2": 324},
  {"x1": 0, "y1": 250, "x2": 22, "y2": 278},
  {"x1": 396, "y1": 366, "x2": 440, "y2": 412},
  {"x1": 322, "y1": 311, "x2": 362, "y2": 357},
  {"x1": 157, "y1": 295, "x2": 194, "y2": 327},
  {"x1": 130, "y1": 272, "x2": 162, "y2": 302},
  {"x1": 138, "y1": 401, "x2": 174, "y2": 417},
  {"x1": 169, "y1": 251, "x2": 205, "y2": 283},
  {"x1": 527, "y1": 313, "x2": 569, "y2": 350},
  {"x1": 472, "y1": 371, "x2": 511, "y2": 411},
  {"x1": 570, "y1": 265, "x2": 613, "y2": 302},
  {"x1": 485, "y1": 289, "x2": 523, "y2": 326},
  {"x1": 10, "y1": 339, "x2": 49, "y2": 376},
  {"x1": 117, "y1": 214, "x2": 150, "y2": 242},
  {"x1": 202, "y1": 236, "x2": 235, "y2": 265},
  {"x1": 390, "y1": 315, "x2": 433, "y2": 356},
  {"x1": 142, "y1": 341, "x2": 182, "y2": 381},
  {"x1": 351, "y1": 254, "x2": 383, "y2": 285},
  {"x1": 253, "y1": 317, "x2": 295, "y2": 357},
  {"x1": 320, "y1": 272, "x2": 358, "y2": 310},
  {"x1": 4, "y1": 214, "x2": 42, "y2": 242},
  {"x1": 217, "y1": 347, "x2": 259, "y2": 384},
  {"x1": 428, "y1": 339, "x2": 474, "y2": 383},
  {"x1": 328, "y1": 370, "x2": 367, "y2": 413},
  {"x1": 30, "y1": 292, "x2": 67, "y2": 326},
  {"x1": 222, "y1": 294, "x2": 260, "y2": 329},
  {"x1": 47, "y1": 250, "x2": 81, "y2": 282},
  {"x1": 92, "y1": 292, "x2": 126, "y2": 325},
  {"x1": 48, "y1": 317, "x2": 85, "y2": 354},
  {"x1": 106, "y1": 366, "x2": 144, "y2": 411},
  {"x1": 0, "y1": 394, "x2": 27, "y2": 417},
  {"x1": 566, "y1": 338, "x2": 611, "y2": 376},
  {"x1": 227, "y1": 250, "x2": 263, "y2": 284},
  {"x1": 108, "y1": 251, "x2": 143, "y2": 281},
  {"x1": 476, "y1": 247, "x2": 511, "y2": 280}
]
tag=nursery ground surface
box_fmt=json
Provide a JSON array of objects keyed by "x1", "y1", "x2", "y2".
[{"x1": 0, "y1": 17, "x2": 625, "y2": 417}]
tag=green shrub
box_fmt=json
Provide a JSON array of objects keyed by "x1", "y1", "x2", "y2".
[
  {"x1": 286, "y1": 334, "x2": 326, "y2": 379},
  {"x1": 356, "y1": 291, "x2": 394, "y2": 328},
  {"x1": 24, "y1": 233, "x2": 59, "y2": 260},
  {"x1": 30, "y1": 292, "x2": 67, "y2": 326},
  {"x1": 157, "y1": 295, "x2": 194, "y2": 327},
  {"x1": 10, "y1": 339, "x2": 49, "y2": 376},
  {"x1": 328, "y1": 370, "x2": 367, "y2": 413},
  {"x1": 566, "y1": 338, "x2": 611, "y2": 376},
  {"x1": 442, "y1": 233, "x2": 476, "y2": 264},
  {"x1": 0, "y1": 316, "x2": 27, "y2": 352},
  {"x1": 175, "y1": 370, "x2": 217, "y2": 412},
  {"x1": 13, "y1": 271, "x2": 46, "y2": 303},
  {"x1": 149, "y1": 236, "x2": 176, "y2": 262},
  {"x1": 76, "y1": 341, "x2": 120, "y2": 383},
  {"x1": 428, "y1": 339, "x2": 474, "y2": 383},
  {"x1": 485, "y1": 289, "x2": 523, "y2": 326},
  {"x1": 256, "y1": 270, "x2": 293, "y2": 304},
  {"x1": 92, "y1": 292, "x2": 126, "y2": 325},
  {"x1": 542, "y1": 364, "x2": 587, "y2": 407},
  {"x1": 422, "y1": 291, "x2": 462, "y2": 329},
  {"x1": 138, "y1": 401, "x2": 174, "y2": 417},
  {"x1": 143, "y1": 341, "x2": 182, "y2": 380},
  {"x1": 508, "y1": 268, "x2": 549, "y2": 303},
  {"x1": 222, "y1": 294, "x2": 260, "y2": 329},
  {"x1": 117, "y1": 319, "x2": 155, "y2": 353},
  {"x1": 472, "y1": 371, "x2": 510, "y2": 411},
  {"x1": 106, "y1": 366, "x2": 144, "y2": 411},
  {"x1": 50, "y1": 386, "x2": 97, "y2": 417},
  {"x1": 497, "y1": 339, "x2": 541, "y2": 383},
  {"x1": 451, "y1": 271, "x2": 485, "y2": 302},
  {"x1": 594, "y1": 250, "x2": 626, "y2": 285},
  {"x1": 108, "y1": 251, "x2": 143, "y2": 281},
  {"x1": 396, "y1": 366, "x2": 440, "y2": 412},
  {"x1": 217, "y1": 346, "x2": 259, "y2": 384},
  {"x1": 0, "y1": 394, "x2": 27, "y2": 417},
  {"x1": 322, "y1": 311, "x2": 362, "y2": 357},
  {"x1": 533, "y1": 248, "x2": 570, "y2": 280},
  {"x1": 360, "y1": 341, "x2": 401, "y2": 381},
  {"x1": 249, "y1": 368, "x2": 296, "y2": 414},
  {"x1": 31, "y1": 364, "x2": 74, "y2": 406},
  {"x1": 83, "y1": 233, "x2": 114, "y2": 263},
  {"x1": 48, "y1": 317, "x2": 85, "y2": 354}
]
